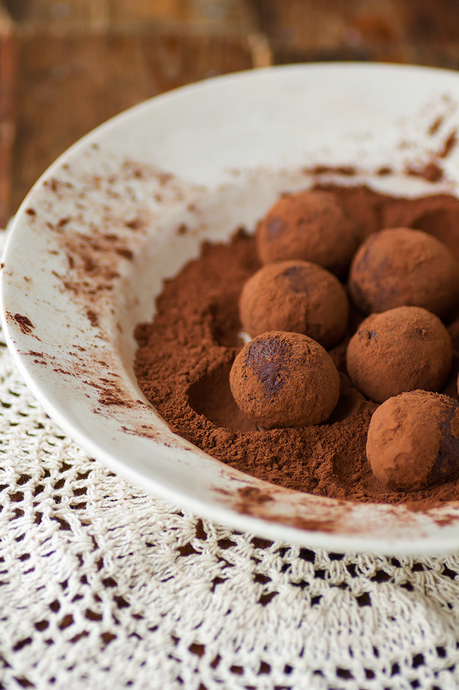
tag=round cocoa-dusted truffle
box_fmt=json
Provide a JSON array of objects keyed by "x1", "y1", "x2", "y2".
[
  {"x1": 239, "y1": 260, "x2": 349, "y2": 348},
  {"x1": 349, "y1": 227, "x2": 459, "y2": 317},
  {"x1": 256, "y1": 190, "x2": 359, "y2": 278},
  {"x1": 367, "y1": 390, "x2": 459, "y2": 491},
  {"x1": 346, "y1": 306, "x2": 453, "y2": 403},
  {"x1": 229, "y1": 331, "x2": 340, "y2": 429}
]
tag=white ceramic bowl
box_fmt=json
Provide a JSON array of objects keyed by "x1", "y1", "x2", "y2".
[{"x1": 3, "y1": 63, "x2": 459, "y2": 555}]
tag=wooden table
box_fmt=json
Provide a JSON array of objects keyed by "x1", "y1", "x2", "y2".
[{"x1": 2, "y1": 0, "x2": 459, "y2": 226}]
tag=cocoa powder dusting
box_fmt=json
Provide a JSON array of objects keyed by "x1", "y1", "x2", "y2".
[
  {"x1": 439, "y1": 130, "x2": 458, "y2": 158},
  {"x1": 134, "y1": 185, "x2": 459, "y2": 509}
]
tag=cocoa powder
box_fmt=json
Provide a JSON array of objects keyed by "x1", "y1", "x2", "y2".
[{"x1": 134, "y1": 184, "x2": 459, "y2": 508}]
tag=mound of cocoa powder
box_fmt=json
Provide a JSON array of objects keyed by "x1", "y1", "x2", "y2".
[{"x1": 134, "y1": 184, "x2": 459, "y2": 507}]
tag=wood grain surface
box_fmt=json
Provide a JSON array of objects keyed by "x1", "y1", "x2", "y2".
[
  {"x1": 0, "y1": 3, "x2": 14, "y2": 227},
  {"x1": 1, "y1": 0, "x2": 459, "y2": 224},
  {"x1": 10, "y1": 31, "x2": 252, "y2": 214}
]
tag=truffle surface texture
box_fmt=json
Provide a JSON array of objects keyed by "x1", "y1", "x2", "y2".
[
  {"x1": 349, "y1": 227, "x2": 459, "y2": 317},
  {"x1": 229, "y1": 331, "x2": 340, "y2": 429},
  {"x1": 256, "y1": 190, "x2": 359, "y2": 278},
  {"x1": 346, "y1": 306, "x2": 453, "y2": 403},
  {"x1": 239, "y1": 260, "x2": 349, "y2": 348},
  {"x1": 367, "y1": 390, "x2": 459, "y2": 491}
]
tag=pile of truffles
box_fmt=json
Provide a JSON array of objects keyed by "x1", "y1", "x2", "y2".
[{"x1": 229, "y1": 189, "x2": 459, "y2": 493}]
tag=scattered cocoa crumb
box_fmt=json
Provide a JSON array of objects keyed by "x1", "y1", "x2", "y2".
[
  {"x1": 439, "y1": 130, "x2": 457, "y2": 159},
  {"x1": 376, "y1": 166, "x2": 392, "y2": 176},
  {"x1": 115, "y1": 248, "x2": 134, "y2": 260},
  {"x1": 237, "y1": 487, "x2": 274, "y2": 504},
  {"x1": 125, "y1": 219, "x2": 140, "y2": 230},
  {"x1": 303, "y1": 165, "x2": 356, "y2": 176},
  {"x1": 14, "y1": 314, "x2": 34, "y2": 334},
  {"x1": 157, "y1": 172, "x2": 173, "y2": 186},
  {"x1": 429, "y1": 116, "x2": 444, "y2": 136},
  {"x1": 85, "y1": 309, "x2": 99, "y2": 327},
  {"x1": 290, "y1": 517, "x2": 339, "y2": 532},
  {"x1": 406, "y1": 161, "x2": 444, "y2": 182},
  {"x1": 57, "y1": 217, "x2": 71, "y2": 229},
  {"x1": 99, "y1": 391, "x2": 128, "y2": 406}
]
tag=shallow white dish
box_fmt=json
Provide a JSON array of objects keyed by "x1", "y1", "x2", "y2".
[{"x1": 3, "y1": 63, "x2": 459, "y2": 555}]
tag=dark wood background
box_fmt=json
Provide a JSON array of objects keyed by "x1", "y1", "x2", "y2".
[{"x1": 1, "y1": 0, "x2": 459, "y2": 226}]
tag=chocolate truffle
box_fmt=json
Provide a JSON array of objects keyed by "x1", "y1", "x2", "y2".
[
  {"x1": 367, "y1": 390, "x2": 459, "y2": 491},
  {"x1": 256, "y1": 190, "x2": 359, "y2": 278},
  {"x1": 229, "y1": 331, "x2": 340, "y2": 429},
  {"x1": 346, "y1": 306, "x2": 453, "y2": 403},
  {"x1": 349, "y1": 227, "x2": 459, "y2": 317},
  {"x1": 239, "y1": 260, "x2": 349, "y2": 348}
]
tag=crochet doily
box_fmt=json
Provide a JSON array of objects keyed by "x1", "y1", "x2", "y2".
[{"x1": 1, "y1": 234, "x2": 459, "y2": 690}]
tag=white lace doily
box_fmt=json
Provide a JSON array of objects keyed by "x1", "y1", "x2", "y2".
[{"x1": 2, "y1": 234, "x2": 459, "y2": 690}]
